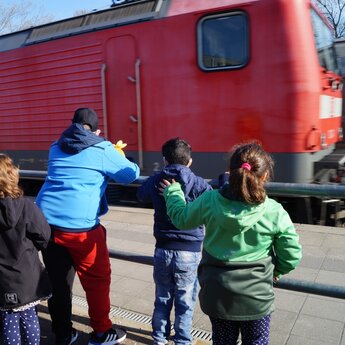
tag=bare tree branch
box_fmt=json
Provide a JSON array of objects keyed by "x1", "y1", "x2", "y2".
[
  {"x1": 0, "y1": 1, "x2": 55, "y2": 35},
  {"x1": 73, "y1": 9, "x2": 90, "y2": 17},
  {"x1": 314, "y1": 0, "x2": 345, "y2": 38}
]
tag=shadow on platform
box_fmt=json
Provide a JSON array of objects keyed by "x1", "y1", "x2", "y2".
[{"x1": 1, "y1": 303, "x2": 154, "y2": 345}]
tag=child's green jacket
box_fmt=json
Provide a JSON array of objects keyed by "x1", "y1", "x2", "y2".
[{"x1": 163, "y1": 183, "x2": 302, "y2": 320}]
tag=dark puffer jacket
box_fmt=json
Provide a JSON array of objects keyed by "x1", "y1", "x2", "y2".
[
  {"x1": 0, "y1": 197, "x2": 51, "y2": 310},
  {"x1": 137, "y1": 164, "x2": 212, "y2": 252}
]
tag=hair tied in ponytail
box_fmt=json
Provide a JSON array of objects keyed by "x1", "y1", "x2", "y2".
[{"x1": 241, "y1": 163, "x2": 251, "y2": 171}]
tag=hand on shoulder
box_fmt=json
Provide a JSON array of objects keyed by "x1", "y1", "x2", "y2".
[{"x1": 158, "y1": 179, "x2": 175, "y2": 195}]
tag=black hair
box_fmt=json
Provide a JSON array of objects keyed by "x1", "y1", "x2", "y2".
[
  {"x1": 228, "y1": 141, "x2": 274, "y2": 204},
  {"x1": 162, "y1": 137, "x2": 191, "y2": 165}
]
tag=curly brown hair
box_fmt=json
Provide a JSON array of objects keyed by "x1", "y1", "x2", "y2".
[{"x1": 0, "y1": 154, "x2": 23, "y2": 198}]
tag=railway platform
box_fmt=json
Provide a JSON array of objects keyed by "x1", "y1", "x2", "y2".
[{"x1": 6, "y1": 206, "x2": 345, "y2": 345}]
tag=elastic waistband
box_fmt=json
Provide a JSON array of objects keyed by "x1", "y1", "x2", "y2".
[{"x1": 50, "y1": 223, "x2": 100, "y2": 233}]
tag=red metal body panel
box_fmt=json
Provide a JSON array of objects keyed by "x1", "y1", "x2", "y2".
[
  {"x1": 0, "y1": 39, "x2": 104, "y2": 150},
  {"x1": 0, "y1": 0, "x2": 342, "y2": 182}
]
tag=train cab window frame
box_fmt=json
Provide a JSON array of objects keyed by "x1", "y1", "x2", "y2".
[
  {"x1": 197, "y1": 11, "x2": 249, "y2": 71},
  {"x1": 310, "y1": 7, "x2": 339, "y2": 75}
]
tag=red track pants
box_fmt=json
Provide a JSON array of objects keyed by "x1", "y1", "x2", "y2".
[{"x1": 54, "y1": 225, "x2": 113, "y2": 333}]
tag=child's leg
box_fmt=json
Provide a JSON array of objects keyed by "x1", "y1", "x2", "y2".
[
  {"x1": 209, "y1": 317, "x2": 240, "y2": 345},
  {"x1": 240, "y1": 314, "x2": 271, "y2": 345},
  {"x1": 173, "y1": 250, "x2": 201, "y2": 345},
  {"x1": 1, "y1": 310, "x2": 21, "y2": 345},
  {"x1": 20, "y1": 306, "x2": 40, "y2": 345},
  {"x1": 152, "y1": 248, "x2": 174, "y2": 345}
]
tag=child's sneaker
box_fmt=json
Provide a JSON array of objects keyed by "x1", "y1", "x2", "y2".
[
  {"x1": 88, "y1": 327, "x2": 127, "y2": 345},
  {"x1": 55, "y1": 328, "x2": 79, "y2": 345}
]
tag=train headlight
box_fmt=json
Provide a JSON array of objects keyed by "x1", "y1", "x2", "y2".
[
  {"x1": 330, "y1": 79, "x2": 342, "y2": 91},
  {"x1": 331, "y1": 79, "x2": 338, "y2": 90},
  {"x1": 339, "y1": 127, "x2": 343, "y2": 140},
  {"x1": 321, "y1": 132, "x2": 327, "y2": 149}
]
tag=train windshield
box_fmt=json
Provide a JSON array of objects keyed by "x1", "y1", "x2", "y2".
[{"x1": 310, "y1": 8, "x2": 339, "y2": 74}]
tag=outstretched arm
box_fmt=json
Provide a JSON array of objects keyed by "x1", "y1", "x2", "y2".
[
  {"x1": 161, "y1": 180, "x2": 205, "y2": 229},
  {"x1": 103, "y1": 143, "x2": 140, "y2": 184}
]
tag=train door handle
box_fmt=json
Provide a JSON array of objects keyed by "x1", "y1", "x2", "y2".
[{"x1": 129, "y1": 115, "x2": 138, "y2": 123}]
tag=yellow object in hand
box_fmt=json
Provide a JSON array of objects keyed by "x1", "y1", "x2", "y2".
[{"x1": 114, "y1": 140, "x2": 127, "y2": 156}]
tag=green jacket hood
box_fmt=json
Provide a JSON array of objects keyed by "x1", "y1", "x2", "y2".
[{"x1": 216, "y1": 187, "x2": 267, "y2": 233}]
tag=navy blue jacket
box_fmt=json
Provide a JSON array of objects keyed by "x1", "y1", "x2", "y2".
[{"x1": 137, "y1": 164, "x2": 212, "y2": 252}]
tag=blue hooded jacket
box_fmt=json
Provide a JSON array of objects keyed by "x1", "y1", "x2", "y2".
[
  {"x1": 137, "y1": 164, "x2": 212, "y2": 252},
  {"x1": 36, "y1": 124, "x2": 140, "y2": 231}
]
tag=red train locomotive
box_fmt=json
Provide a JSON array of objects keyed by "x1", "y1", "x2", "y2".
[{"x1": 0, "y1": 0, "x2": 343, "y2": 183}]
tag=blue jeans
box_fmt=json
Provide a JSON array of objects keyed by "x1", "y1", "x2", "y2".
[{"x1": 152, "y1": 248, "x2": 201, "y2": 345}]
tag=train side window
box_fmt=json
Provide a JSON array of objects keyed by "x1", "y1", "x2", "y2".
[{"x1": 197, "y1": 12, "x2": 249, "y2": 71}]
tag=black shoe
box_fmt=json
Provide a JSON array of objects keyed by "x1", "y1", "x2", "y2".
[
  {"x1": 88, "y1": 327, "x2": 127, "y2": 344},
  {"x1": 55, "y1": 328, "x2": 79, "y2": 345}
]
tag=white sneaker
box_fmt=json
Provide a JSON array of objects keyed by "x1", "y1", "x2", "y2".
[{"x1": 88, "y1": 327, "x2": 127, "y2": 345}]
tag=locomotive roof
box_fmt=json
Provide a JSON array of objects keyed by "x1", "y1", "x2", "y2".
[
  {"x1": 0, "y1": 0, "x2": 256, "y2": 52},
  {"x1": 0, "y1": 0, "x2": 164, "y2": 52}
]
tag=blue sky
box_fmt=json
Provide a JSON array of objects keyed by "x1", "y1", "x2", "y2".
[
  {"x1": 42, "y1": 1, "x2": 112, "y2": 20},
  {"x1": 8, "y1": 0, "x2": 112, "y2": 20}
]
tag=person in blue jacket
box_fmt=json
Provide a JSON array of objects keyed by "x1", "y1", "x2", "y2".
[
  {"x1": 36, "y1": 108, "x2": 140, "y2": 345},
  {"x1": 137, "y1": 137, "x2": 212, "y2": 345}
]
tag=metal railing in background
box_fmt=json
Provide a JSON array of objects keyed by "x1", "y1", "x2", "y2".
[
  {"x1": 20, "y1": 170, "x2": 47, "y2": 179},
  {"x1": 19, "y1": 170, "x2": 345, "y2": 198},
  {"x1": 265, "y1": 182, "x2": 345, "y2": 198},
  {"x1": 109, "y1": 249, "x2": 153, "y2": 266},
  {"x1": 275, "y1": 278, "x2": 345, "y2": 299},
  {"x1": 108, "y1": 249, "x2": 345, "y2": 300}
]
